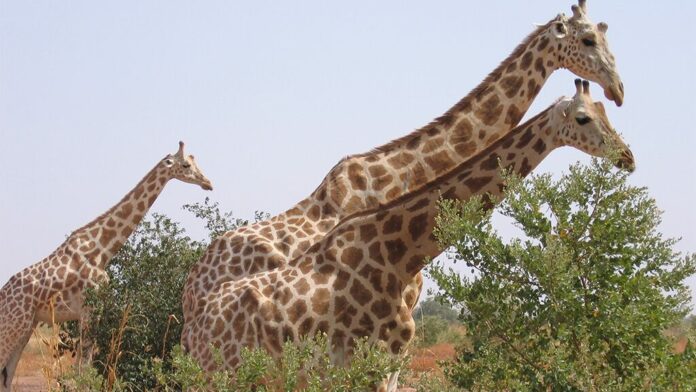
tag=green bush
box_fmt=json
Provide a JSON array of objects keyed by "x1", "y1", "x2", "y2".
[
  {"x1": 413, "y1": 316, "x2": 449, "y2": 347},
  {"x1": 428, "y1": 158, "x2": 696, "y2": 391},
  {"x1": 412, "y1": 296, "x2": 465, "y2": 347},
  {"x1": 149, "y1": 334, "x2": 405, "y2": 392},
  {"x1": 59, "y1": 365, "x2": 110, "y2": 392},
  {"x1": 413, "y1": 296, "x2": 460, "y2": 322},
  {"x1": 403, "y1": 371, "x2": 464, "y2": 392}
]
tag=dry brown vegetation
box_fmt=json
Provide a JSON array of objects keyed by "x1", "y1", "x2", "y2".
[
  {"x1": 409, "y1": 342, "x2": 456, "y2": 374},
  {"x1": 14, "y1": 325, "x2": 74, "y2": 392}
]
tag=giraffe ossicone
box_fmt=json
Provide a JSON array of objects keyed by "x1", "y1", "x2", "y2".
[{"x1": 0, "y1": 141, "x2": 212, "y2": 391}]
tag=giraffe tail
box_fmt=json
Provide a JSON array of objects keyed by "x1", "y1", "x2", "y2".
[{"x1": 2, "y1": 367, "x2": 6, "y2": 388}]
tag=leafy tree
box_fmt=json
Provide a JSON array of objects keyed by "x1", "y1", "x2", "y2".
[
  {"x1": 428, "y1": 159, "x2": 696, "y2": 391},
  {"x1": 413, "y1": 316, "x2": 450, "y2": 347},
  {"x1": 685, "y1": 314, "x2": 696, "y2": 331},
  {"x1": 412, "y1": 297, "x2": 462, "y2": 347},
  {"x1": 182, "y1": 197, "x2": 268, "y2": 240},
  {"x1": 413, "y1": 296, "x2": 460, "y2": 322}
]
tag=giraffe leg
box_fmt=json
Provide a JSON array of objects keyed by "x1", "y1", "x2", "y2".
[
  {"x1": 77, "y1": 310, "x2": 96, "y2": 368},
  {"x1": 382, "y1": 275, "x2": 421, "y2": 392},
  {"x1": 0, "y1": 286, "x2": 37, "y2": 392},
  {"x1": 0, "y1": 316, "x2": 36, "y2": 392},
  {"x1": 385, "y1": 370, "x2": 400, "y2": 392},
  {"x1": 6, "y1": 323, "x2": 36, "y2": 391},
  {"x1": 371, "y1": 368, "x2": 401, "y2": 392}
]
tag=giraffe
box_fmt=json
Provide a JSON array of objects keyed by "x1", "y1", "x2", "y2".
[
  {"x1": 185, "y1": 78, "x2": 634, "y2": 389},
  {"x1": 0, "y1": 142, "x2": 212, "y2": 391},
  {"x1": 181, "y1": 0, "x2": 624, "y2": 354}
]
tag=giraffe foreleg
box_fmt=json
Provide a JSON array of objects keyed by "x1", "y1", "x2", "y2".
[
  {"x1": 5, "y1": 323, "x2": 35, "y2": 391},
  {"x1": 0, "y1": 315, "x2": 36, "y2": 392},
  {"x1": 0, "y1": 280, "x2": 39, "y2": 392},
  {"x1": 384, "y1": 369, "x2": 400, "y2": 392},
  {"x1": 77, "y1": 307, "x2": 96, "y2": 368}
]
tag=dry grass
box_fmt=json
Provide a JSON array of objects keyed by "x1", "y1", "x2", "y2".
[
  {"x1": 14, "y1": 326, "x2": 55, "y2": 378},
  {"x1": 104, "y1": 304, "x2": 131, "y2": 391},
  {"x1": 16, "y1": 326, "x2": 74, "y2": 376},
  {"x1": 14, "y1": 325, "x2": 75, "y2": 391}
]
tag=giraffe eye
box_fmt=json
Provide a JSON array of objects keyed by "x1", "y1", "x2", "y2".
[
  {"x1": 582, "y1": 38, "x2": 596, "y2": 47},
  {"x1": 576, "y1": 116, "x2": 592, "y2": 125},
  {"x1": 183, "y1": 163, "x2": 191, "y2": 169}
]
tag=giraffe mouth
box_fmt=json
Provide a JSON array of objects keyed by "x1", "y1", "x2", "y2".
[
  {"x1": 604, "y1": 83, "x2": 624, "y2": 107},
  {"x1": 200, "y1": 181, "x2": 213, "y2": 191},
  {"x1": 614, "y1": 150, "x2": 635, "y2": 173}
]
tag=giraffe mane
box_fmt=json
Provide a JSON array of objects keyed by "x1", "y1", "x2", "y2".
[
  {"x1": 316, "y1": 104, "x2": 554, "y2": 238},
  {"x1": 352, "y1": 19, "x2": 556, "y2": 158},
  {"x1": 66, "y1": 162, "x2": 162, "y2": 237}
]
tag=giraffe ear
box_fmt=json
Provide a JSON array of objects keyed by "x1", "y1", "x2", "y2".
[
  {"x1": 552, "y1": 21, "x2": 568, "y2": 39},
  {"x1": 597, "y1": 22, "x2": 608, "y2": 34},
  {"x1": 593, "y1": 101, "x2": 607, "y2": 117},
  {"x1": 164, "y1": 157, "x2": 175, "y2": 167}
]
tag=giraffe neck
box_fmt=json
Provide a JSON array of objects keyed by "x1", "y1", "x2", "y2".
[
  {"x1": 61, "y1": 162, "x2": 171, "y2": 270},
  {"x1": 294, "y1": 21, "x2": 560, "y2": 227},
  {"x1": 333, "y1": 105, "x2": 560, "y2": 284},
  {"x1": 355, "y1": 22, "x2": 557, "y2": 185}
]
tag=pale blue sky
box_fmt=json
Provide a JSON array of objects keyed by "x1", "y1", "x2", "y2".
[{"x1": 1, "y1": 1, "x2": 694, "y2": 308}]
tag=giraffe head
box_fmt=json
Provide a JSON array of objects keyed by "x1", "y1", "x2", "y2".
[
  {"x1": 552, "y1": 79, "x2": 634, "y2": 172},
  {"x1": 545, "y1": 0, "x2": 624, "y2": 106},
  {"x1": 162, "y1": 141, "x2": 214, "y2": 190}
]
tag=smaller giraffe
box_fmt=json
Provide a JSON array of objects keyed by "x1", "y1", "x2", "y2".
[
  {"x1": 0, "y1": 141, "x2": 212, "y2": 391},
  {"x1": 186, "y1": 80, "x2": 633, "y2": 392}
]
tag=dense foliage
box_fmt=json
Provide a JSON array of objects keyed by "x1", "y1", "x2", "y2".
[
  {"x1": 62, "y1": 335, "x2": 404, "y2": 392},
  {"x1": 413, "y1": 296, "x2": 459, "y2": 322},
  {"x1": 151, "y1": 335, "x2": 404, "y2": 392},
  {"x1": 428, "y1": 158, "x2": 696, "y2": 391}
]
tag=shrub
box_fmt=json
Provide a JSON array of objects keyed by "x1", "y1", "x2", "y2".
[
  {"x1": 412, "y1": 297, "x2": 465, "y2": 347},
  {"x1": 413, "y1": 316, "x2": 449, "y2": 347},
  {"x1": 150, "y1": 334, "x2": 405, "y2": 392},
  {"x1": 429, "y1": 158, "x2": 696, "y2": 391}
]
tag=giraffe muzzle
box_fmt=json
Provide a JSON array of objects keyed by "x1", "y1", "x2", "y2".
[
  {"x1": 615, "y1": 149, "x2": 635, "y2": 173},
  {"x1": 604, "y1": 81, "x2": 624, "y2": 107}
]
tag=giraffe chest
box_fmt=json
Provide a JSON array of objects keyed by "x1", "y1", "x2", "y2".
[{"x1": 35, "y1": 289, "x2": 85, "y2": 323}]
